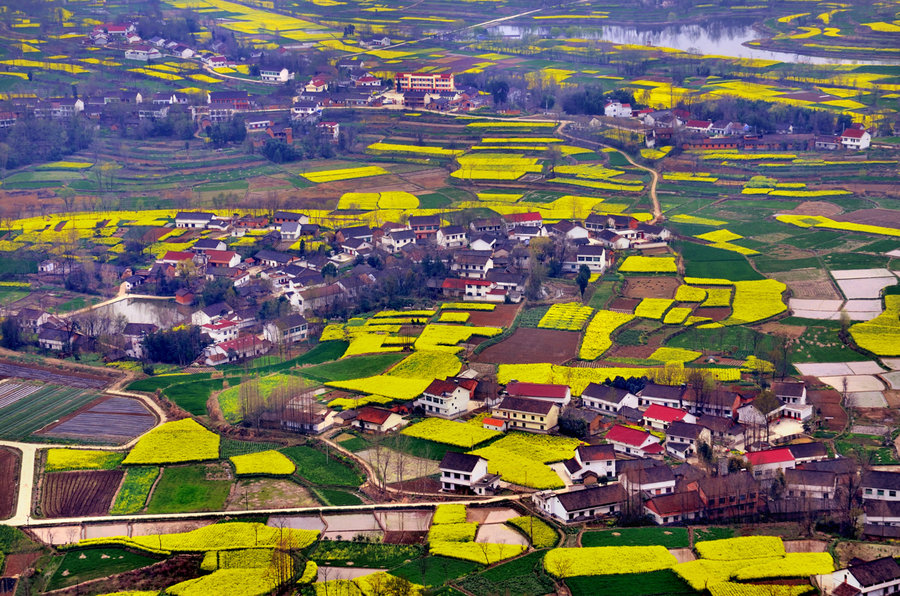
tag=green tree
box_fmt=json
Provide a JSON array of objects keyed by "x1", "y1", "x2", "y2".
[
  {"x1": 558, "y1": 407, "x2": 588, "y2": 439},
  {"x1": 0, "y1": 317, "x2": 24, "y2": 349},
  {"x1": 142, "y1": 326, "x2": 211, "y2": 365},
  {"x1": 321, "y1": 262, "x2": 338, "y2": 280},
  {"x1": 576, "y1": 264, "x2": 591, "y2": 298}
]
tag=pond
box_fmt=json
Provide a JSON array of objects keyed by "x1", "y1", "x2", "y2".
[
  {"x1": 91, "y1": 298, "x2": 188, "y2": 329},
  {"x1": 485, "y1": 23, "x2": 900, "y2": 65}
]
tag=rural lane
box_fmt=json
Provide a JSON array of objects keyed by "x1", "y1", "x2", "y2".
[
  {"x1": 6, "y1": 493, "x2": 524, "y2": 530},
  {"x1": 558, "y1": 127, "x2": 662, "y2": 223},
  {"x1": 619, "y1": 150, "x2": 662, "y2": 222},
  {"x1": 1, "y1": 440, "x2": 67, "y2": 527}
]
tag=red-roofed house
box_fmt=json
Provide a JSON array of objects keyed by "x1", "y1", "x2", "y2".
[
  {"x1": 604, "y1": 101, "x2": 632, "y2": 118},
  {"x1": 305, "y1": 77, "x2": 328, "y2": 93},
  {"x1": 685, "y1": 119, "x2": 713, "y2": 133},
  {"x1": 745, "y1": 447, "x2": 795, "y2": 479},
  {"x1": 355, "y1": 75, "x2": 380, "y2": 87},
  {"x1": 642, "y1": 404, "x2": 696, "y2": 431},
  {"x1": 201, "y1": 318, "x2": 239, "y2": 343},
  {"x1": 159, "y1": 251, "x2": 196, "y2": 265},
  {"x1": 440, "y1": 278, "x2": 504, "y2": 302},
  {"x1": 644, "y1": 491, "x2": 705, "y2": 525},
  {"x1": 204, "y1": 250, "x2": 241, "y2": 268},
  {"x1": 605, "y1": 424, "x2": 663, "y2": 458},
  {"x1": 841, "y1": 126, "x2": 870, "y2": 150},
  {"x1": 355, "y1": 406, "x2": 405, "y2": 433},
  {"x1": 202, "y1": 334, "x2": 270, "y2": 366},
  {"x1": 506, "y1": 381, "x2": 571, "y2": 407},
  {"x1": 482, "y1": 417, "x2": 508, "y2": 432},
  {"x1": 318, "y1": 121, "x2": 340, "y2": 141},
  {"x1": 105, "y1": 24, "x2": 131, "y2": 36},
  {"x1": 504, "y1": 212, "x2": 542, "y2": 228},
  {"x1": 414, "y1": 377, "x2": 478, "y2": 419}
]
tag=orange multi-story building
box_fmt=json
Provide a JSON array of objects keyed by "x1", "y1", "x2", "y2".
[{"x1": 397, "y1": 72, "x2": 455, "y2": 92}]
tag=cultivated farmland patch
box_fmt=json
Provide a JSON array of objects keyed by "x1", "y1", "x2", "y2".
[
  {"x1": 0, "y1": 361, "x2": 111, "y2": 389},
  {"x1": 38, "y1": 396, "x2": 157, "y2": 443},
  {"x1": 843, "y1": 299, "x2": 886, "y2": 321},
  {"x1": 41, "y1": 470, "x2": 124, "y2": 518},
  {"x1": 465, "y1": 303, "x2": 520, "y2": 328},
  {"x1": 225, "y1": 478, "x2": 318, "y2": 510},
  {"x1": 818, "y1": 375, "x2": 885, "y2": 393},
  {"x1": 0, "y1": 446, "x2": 20, "y2": 519},
  {"x1": 834, "y1": 271, "x2": 898, "y2": 300},
  {"x1": 0, "y1": 382, "x2": 40, "y2": 409},
  {"x1": 846, "y1": 392, "x2": 888, "y2": 408},
  {"x1": 788, "y1": 298, "x2": 843, "y2": 320},
  {"x1": 881, "y1": 371, "x2": 900, "y2": 390},
  {"x1": 474, "y1": 327, "x2": 580, "y2": 364},
  {"x1": 0, "y1": 384, "x2": 103, "y2": 441},
  {"x1": 795, "y1": 362, "x2": 885, "y2": 376},
  {"x1": 834, "y1": 209, "x2": 900, "y2": 229},
  {"x1": 623, "y1": 276, "x2": 680, "y2": 299}
]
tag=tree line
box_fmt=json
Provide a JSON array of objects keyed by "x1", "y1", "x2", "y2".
[{"x1": 0, "y1": 115, "x2": 93, "y2": 170}]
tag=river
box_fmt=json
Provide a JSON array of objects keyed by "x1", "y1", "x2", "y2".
[{"x1": 485, "y1": 23, "x2": 900, "y2": 66}]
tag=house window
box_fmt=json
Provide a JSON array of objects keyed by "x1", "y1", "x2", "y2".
[{"x1": 878, "y1": 490, "x2": 885, "y2": 496}]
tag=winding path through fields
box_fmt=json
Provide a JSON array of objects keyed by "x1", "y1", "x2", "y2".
[{"x1": 558, "y1": 126, "x2": 662, "y2": 223}]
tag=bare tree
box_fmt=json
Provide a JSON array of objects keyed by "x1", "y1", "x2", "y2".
[
  {"x1": 369, "y1": 433, "x2": 393, "y2": 494},
  {"x1": 687, "y1": 369, "x2": 714, "y2": 415},
  {"x1": 548, "y1": 552, "x2": 574, "y2": 582},
  {"x1": 268, "y1": 529, "x2": 296, "y2": 590}
]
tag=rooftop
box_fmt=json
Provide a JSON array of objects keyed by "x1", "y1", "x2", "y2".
[
  {"x1": 496, "y1": 396, "x2": 556, "y2": 416},
  {"x1": 506, "y1": 381, "x2": 569, "y2": 400}
]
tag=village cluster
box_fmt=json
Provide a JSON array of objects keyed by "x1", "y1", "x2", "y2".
[
  {"x1": 1, "y1": 0, "x2": 900, "y2": 593},
  {"x1": 23, "y1": 208, "x2": 669, "y2": 366}
]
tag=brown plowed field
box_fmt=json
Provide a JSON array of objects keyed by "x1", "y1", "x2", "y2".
[
  {"x1": 0, "y1": 447, "x2": 19, "y2": 520},
  {"x1": 383, "y1": 530, "x2": 428, "y2": 544},
  {"x1": 42, "y1": 470, "x2": 124, "y2": 518},
  {"x1": 609, "y1": 297, "x2": 640, "y2": 313},
  {"x1": 693, "y1": 307, "x2": 731, "y2": 322},
  {"x1": 623, "y1": 276, "x2": 679, "y2": 299},
  {"x1": 473, "y1": 327, "x2": 579, "y2": 364},
  {"x1": 465, "y1": 304, "x2": 520, "y2": 328},
  {"x1": 833, "y1": 208, "x2": 900, "y2": 228},
  {"x1": 3, "y1": 552, "x2": 40, "y2": 576},
  {"x1": 783, "y1": 201, "x2": 843, "y2": 216}
]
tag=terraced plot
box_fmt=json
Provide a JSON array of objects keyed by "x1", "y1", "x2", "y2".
[
  {"x1": 39, "y1": 396, "x2": 157, "y2": 442},
  {"x1": 0, "y1": 384, "x2": 102, "y2": 441},
  {"x1": 0, "y1": 382, "x2": 41, "y2": 409},
  {"x1": 0, "y1": 361, "x2": 109, "y2": 389}
]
